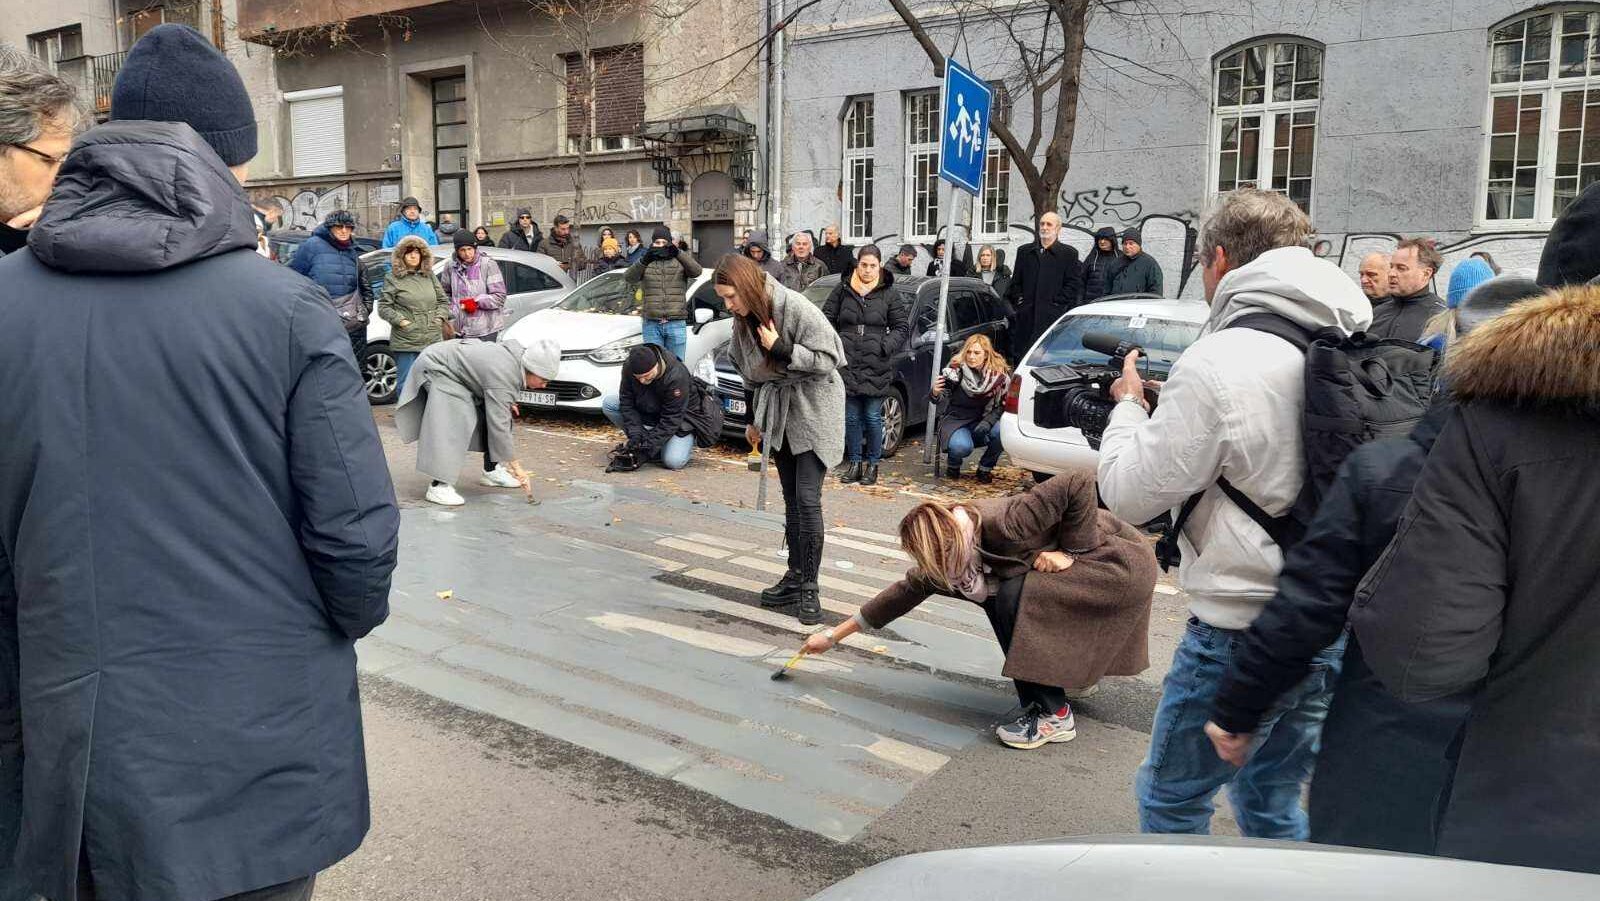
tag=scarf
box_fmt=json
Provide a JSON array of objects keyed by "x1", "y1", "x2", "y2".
[
  {"x1": 945, "y1": 361, "x2": 1006, "y2": 397},
  {"x1": 645, "y1": 243, "x2": 677, "y2": 262},
  {"x1": 949, "y1": 508, "x2": 988, "y2": 602},
  {"x1": 850, "y1": 270, "x2": 879, "y2": 297}
]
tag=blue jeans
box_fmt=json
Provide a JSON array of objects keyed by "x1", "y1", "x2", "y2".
[
  {"x1": 947, "y1": 425, "x2": 1003, "y2": 471},
  {"x1": 394, "y1": 351, "x2": 418, "y2": 394},
  {"x1": 843, "y1": 394, "x2": 885, "y2": 464},
  {"x1": 1136, "y1": 619, "x2": 1345, "y2": 839},
  {"x1": 641, "y1": 318, "x2": 687, "y2": 363},
  {"x1": 601, "y1": 394, "x2": 694, "y2": 470}
]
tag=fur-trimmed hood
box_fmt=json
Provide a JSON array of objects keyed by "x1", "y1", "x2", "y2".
[
  {"x1": 1445, "y1": 284, "x2": 1600, "y2": 411},
  {"x1": 390, "y1": 234, "x2": 433, "y2": 272}
]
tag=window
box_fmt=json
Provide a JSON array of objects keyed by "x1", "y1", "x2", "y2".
[
  {"x1": 1211, "y1": 39, "x2": 1322, "y2": 215},
  {"x1": 977, "y1": 146, "x2": 1010, "y2": 237},
  {"x1": 28, "y1": 26, "x2": 83, "y2": 70},
  {"x1": 1482, "y1": 7, "x2": 1600, "y2": 224},
  {"x1": 433, "y1": 76, "x2": 469, "y2": 227},
  {"x1": 499, "y1": 260, "x2": 562, "y2": 294},
  {"x1": 564, "y1": 44, "x2": 644, "y2": 155},
  {"x1": 946, "y1": 290, "x2": 987, "y2": 334},
  {"x1": 841, "y1": 97, "x2": 875, "y2": 241},
  {"x1": 285, "y1": 86, "x2": 346, "y2": 178},
  {"x1": 904, "y1": 90, "x2": 941, "y2": 240}
]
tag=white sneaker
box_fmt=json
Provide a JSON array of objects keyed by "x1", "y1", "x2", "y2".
[
  {"x1": 479, "y1": 465, "x2": 523, "y2": 489},
  {"x1": 425, "y1": 483, "x2": 465, "y2": 506}
]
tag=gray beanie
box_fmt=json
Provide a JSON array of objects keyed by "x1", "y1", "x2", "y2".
[{"x1": 520, "y1": 339, "x2": 561, "y2": 380}]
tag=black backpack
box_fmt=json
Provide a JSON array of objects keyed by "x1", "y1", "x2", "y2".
[{"x1": 1154, "y1": 315, "x2": 1440, "y2": 570}]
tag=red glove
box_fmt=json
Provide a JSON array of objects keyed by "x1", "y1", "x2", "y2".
[{"x1": 462, "y1": 297, "x2": 479, "y2": 314}]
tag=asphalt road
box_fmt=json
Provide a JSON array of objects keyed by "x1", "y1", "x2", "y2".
[{"x1": 314, "y1": 408, "x2": 1234, "y2": 900}]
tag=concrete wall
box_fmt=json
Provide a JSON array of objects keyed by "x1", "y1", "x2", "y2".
[
  {"x1": 782, "y1": 0, "x2": 1560, "y2": 297},
  {"x1": 0, "y1": 1, "x2": 120, "y2": 57}
]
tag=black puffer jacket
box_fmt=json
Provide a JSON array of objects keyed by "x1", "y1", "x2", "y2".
[
  {"x1": 1211, "y1": 401, "x2": 1467, "y2": 854},
  {"x1": 618, "y1": 345, "x2": 724, "y2": 455},
  {"x1": 0, "y1": 122, "x2": 397, "y2": 901},
  {"x1": 1353, "y1": 285, "x2": 1600, "y2": 874},
  {"x1": 498, "y1": 222, "x2": 542, "y2": 253},
  {"x1": 1080, "y1": 227, "x2": 1120, "y2": 303},
  {"x1": 822, "y1": 271, "x2": 910, "y2": 397}
]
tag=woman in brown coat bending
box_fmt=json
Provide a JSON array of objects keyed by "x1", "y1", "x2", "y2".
[{"x1": 800, "y1": 468, "x2": 1157, "y2": 749}]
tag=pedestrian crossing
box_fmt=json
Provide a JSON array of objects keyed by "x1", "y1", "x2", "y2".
[{"x1": 359, "y1": 500, "x2": 1014, "y2": 843}]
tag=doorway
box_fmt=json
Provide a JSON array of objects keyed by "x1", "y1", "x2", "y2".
[
  {"x1": 432, "y1": 75, "x2": 469, "y2": 229},
  {"x1": 693, "y1": 221, "x2": 734, "y2": 265},
  {"x1": 690, "y1": 171, "x2": 736, "y2": 266}
]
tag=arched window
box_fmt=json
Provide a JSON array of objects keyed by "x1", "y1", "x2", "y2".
[
  {"x1": 1482, "y1": 6, "x2": 1600, "y2": 224},
  {"x1": 1210, "y1": 39, "x2": 1323, "y2": 215}
]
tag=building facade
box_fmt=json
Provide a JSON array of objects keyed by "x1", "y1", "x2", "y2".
[
  {"x1": 782, "y1": 0, "x2": 1583, "y2": 296},
  {"x1": 234, "y1": 0, "x2": 763, "y2": 253}
]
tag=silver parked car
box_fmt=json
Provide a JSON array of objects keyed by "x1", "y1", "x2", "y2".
[{"x1": 355, "y1": 245, "x2": 575, "y2": 404}]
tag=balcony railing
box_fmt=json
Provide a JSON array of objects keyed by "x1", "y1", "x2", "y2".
[{"x1": 90, "y1": 52, "x2": 128, "y2": 115}]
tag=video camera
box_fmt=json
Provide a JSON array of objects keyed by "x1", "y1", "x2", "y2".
[{"x1": 1029, "y1": 332, "x2": 1156, "y2": 450}]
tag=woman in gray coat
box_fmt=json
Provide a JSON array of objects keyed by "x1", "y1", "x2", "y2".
[
  {"x1": 395, "y1": 338, "x2": 561, "y2": 506},
  {"x1": 715, "y1": 254, "x2": 846, "y2": 626}
]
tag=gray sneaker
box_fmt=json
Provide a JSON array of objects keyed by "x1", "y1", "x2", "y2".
[{"x1": 996, "y1": 704, "x2": 1077, "y2": 750}]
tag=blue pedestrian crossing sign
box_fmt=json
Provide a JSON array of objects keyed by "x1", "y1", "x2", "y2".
[{"x1": 939, "y1": 60, "x2": 992, "y2": 195}]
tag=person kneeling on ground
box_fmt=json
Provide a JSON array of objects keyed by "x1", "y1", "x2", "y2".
[
  {"x1": 933, "y1": 334, "x2": 1009, "y2": 482},
  {"x1": 796, "y1": 467, "x2": 1157, "y2": 749},
  {"x1": 396, "y1": 337, "x2": 561, "y2": 506},
  {"x1": 602, "y1": 344, "x2": 725, "y2": 471}
]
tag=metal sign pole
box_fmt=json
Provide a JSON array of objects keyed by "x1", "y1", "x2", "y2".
[{"x1": 922, "y1": 183, "x2": 963, "y2": 466}]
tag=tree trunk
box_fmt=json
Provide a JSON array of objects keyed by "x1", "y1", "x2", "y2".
[{"x1": 1035, "y1": 0, "x2": 1089, "y2": 220}]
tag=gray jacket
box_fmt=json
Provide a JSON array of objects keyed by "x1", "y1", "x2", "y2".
[
  {"x1": 626, "y1": 249, "x2": 703, "y2": 321},
  {"x1": 780, "y1": 255, "x2": 829, "y2": 292},
  {"x1": 730, "y1": 274, "x2": 847, "y2": 467},
  {"x1": 395, "y1": 339, "x2": 529, "y2": 483}
]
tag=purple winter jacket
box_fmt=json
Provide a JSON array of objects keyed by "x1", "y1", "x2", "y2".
[{"x1": 445, "y1": 254, "x2": 508, "y2": 338}]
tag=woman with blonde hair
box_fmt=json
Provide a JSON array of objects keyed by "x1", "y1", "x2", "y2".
[
  {"x1": 932, "y1": 333, "x2": 1010, "y2": 482},
  {"x1": 797, "y1": 467, "x2": 1157, "y2": 749}
]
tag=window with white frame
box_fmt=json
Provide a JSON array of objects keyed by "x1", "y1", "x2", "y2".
[
  {"x1": 841, "y1": 97, "x2": 875, "y2": 241},
  {"x1": 1211, "y1": 39, "x2": 1322, "y2": 215},
  {"x1": 1482, "y1": 7, "x2": 1600, "y2": 224},
  {"x1": 285, "y1": 86, "x2": 346, "y2": 178},
  {"x1": 904, "y1": 90, "x2": 941, "y2": 241},
  {"x1": 977, "y1": 146, "x2": 1010, "y2": 237}
]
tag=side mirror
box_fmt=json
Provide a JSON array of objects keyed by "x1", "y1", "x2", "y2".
[{"x1": 693, "y1": 306, "x2": 714, "y2": 325}]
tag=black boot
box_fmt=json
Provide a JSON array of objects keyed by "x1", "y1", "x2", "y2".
[
  {"x1": 794, "y1": 529, "x2": 824, "y2": 626},
  {"x1": 976, "y1": 468, "x2": 994, "y2": 484},
  {"x1": 861, "y1": 463, "x2": 879, "y2": 486},
  {"x1": 838, "y1": 462, "x2": 862, "y2": 484},
  {"x1": 761, "y1": 521, "x2": 805, "y2": 607}
]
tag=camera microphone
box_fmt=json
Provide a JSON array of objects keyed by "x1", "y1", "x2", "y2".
[{"x1": 1083, "y1": 331, "x2": 1137, "y2": 359}]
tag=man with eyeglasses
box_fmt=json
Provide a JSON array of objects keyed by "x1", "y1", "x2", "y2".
[
  {"x1": 0, "y1": 44, "x2": 79, "y2": 257},
  {"x1": 498, "y1": 207, "x2": 543, "y2": 253}
]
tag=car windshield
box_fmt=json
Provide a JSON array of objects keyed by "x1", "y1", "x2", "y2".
[
  {"x1": 555, "y1": 274, "x2": 641, "y2": 315},
  {"x1": 1027, "y1": 312, "x2": 1202, "y2": 377}
]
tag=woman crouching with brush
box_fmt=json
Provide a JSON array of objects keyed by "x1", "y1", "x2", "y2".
[
  {"x1": 716, "y1": 253, "x2": 847, "y2": 628},
  {"x1": 798, "y1": 468, "x2": 1157, "y2": 749}
]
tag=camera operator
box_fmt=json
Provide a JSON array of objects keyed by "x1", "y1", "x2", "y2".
[
  {"x1": 602, "y1": 344, "x2": 724, "y2": 471},
  {"x1": 1096, "y1": 189, "x2": 1372, "y2": 839}
]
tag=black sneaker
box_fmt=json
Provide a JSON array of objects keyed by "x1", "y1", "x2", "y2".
[
  {"x1": 945, "y1": 466, "x2": 962, "y2": 481},
  {"x1": 760, "y1": 572, "x2": 804, "y2": 608},
  {"x1": 861, "y1": 463, "x2": 879, "y2": 486},
  {"x1": 975, "y1": 468, "x2": 994, "y2": 484},
  {"x1": 838, "y1": 462, "x2": 862, "y2": 484},
  {"x1": 795, "y1": 589, "x2": 823, "y2": 625}
]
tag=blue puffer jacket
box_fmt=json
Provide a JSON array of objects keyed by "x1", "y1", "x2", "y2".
[{"x1": 289, "y1": 225, "x2": 363, "y2": 298}]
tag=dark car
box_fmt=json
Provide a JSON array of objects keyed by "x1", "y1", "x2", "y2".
[
  {"x1": 265, "y1": 228, "x2": 382, "y2": 265},
  {"x1": 706, "y1": 274, "x2": 1010, "y2": 456}
]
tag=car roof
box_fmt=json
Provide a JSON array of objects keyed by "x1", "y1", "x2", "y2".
[{"x1": 1067, "y1": 294, "x2": 1209, "y2": 323}]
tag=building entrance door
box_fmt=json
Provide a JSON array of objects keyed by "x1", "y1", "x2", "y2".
[
  {"x1": 690, "y1": 171, "x2": 736, "y2": 265},
  {"x1": 433, "y1": 76, "x2": 469, "y2": 229}
]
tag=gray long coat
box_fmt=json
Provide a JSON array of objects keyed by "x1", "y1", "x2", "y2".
[
  {"x1": 730, "y1": 274, "x2": 847, "y2": 467},
  {"x1": 0, "y1": 121, "x2": 398, "y2": 901},
  {"x1": 395, "y1": 339, "x2": 529, "y2": 483}
]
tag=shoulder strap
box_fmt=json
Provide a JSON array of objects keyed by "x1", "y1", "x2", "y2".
[
  {"x1": 1226, "y1": 312, "x2": 1313, "y2": 352},
  {"x1": 1216, "y1": 476, "x2": 1294, "y2": 546}
]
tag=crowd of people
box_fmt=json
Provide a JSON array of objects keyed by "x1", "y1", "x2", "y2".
[{"x1": 2, "y1": 21, "x2": 1599, "y2": 901}]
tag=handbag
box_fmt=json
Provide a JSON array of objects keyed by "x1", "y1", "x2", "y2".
[{"x1": 330, "y1": 291, "x2": 368, "y2": 335}]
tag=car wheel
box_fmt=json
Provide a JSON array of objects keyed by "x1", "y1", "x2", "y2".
[
  {"x1": 880, "y1": 389, "x2": 907, "y2": 458},
  {"x1": 363, "y1": 343, "x2": 399, "y2": 405}
]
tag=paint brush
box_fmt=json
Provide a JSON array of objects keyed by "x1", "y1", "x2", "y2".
[{"x1": 770, "y1": 651, "x2": 804, "y2": 681}]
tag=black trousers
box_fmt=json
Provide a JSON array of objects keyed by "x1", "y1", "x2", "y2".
[
  {"x1": 78, "y1": 866, "x2": 315, "y2": 901},
  {"x1": 774, "y1": 446, "x2": 826, "y2": 583},
  {"x1": 983, "y1": 573, "x2": 1068, "y2": 713}
]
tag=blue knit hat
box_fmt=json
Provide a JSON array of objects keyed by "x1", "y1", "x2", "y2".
[
  {"x1": 111, "y1": 25, "x2": 257, "y2": 167},
  {"x1": 1446, "y1": 258, "x2": 1495, "y2": 309}
]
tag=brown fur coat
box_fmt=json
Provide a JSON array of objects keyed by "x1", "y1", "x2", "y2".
[{"x1": 861, "y1": 468, "x2": 1158, "y2": 689}]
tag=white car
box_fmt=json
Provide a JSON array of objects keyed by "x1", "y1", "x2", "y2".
[
  {"x1": 1000, "y1": 295, "x2": 1208, "y2": 479},
  {"x1": 356, "y1": 246, "x2": 576, "y2": 404},
  {"x1": 499, "y1": 269, "x2": 732, "y2": 413}
]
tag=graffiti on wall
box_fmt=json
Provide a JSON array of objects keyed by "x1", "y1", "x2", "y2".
[
  {"x1": 266, "y1": 184, "x2": 352, "y2": 231},
  {"x1": 1061, "y1": 186, "x2": 1155, "y2": 228},
  {"x1": 1059, "y1": 212, "x2": 1200, "y2": 298},
  {"x1": 1324, "y1": 231, "x2": 1549, "y2": 289},
  {"x1": 555, "y1": 192, "x2": 672, "y2": 224}
]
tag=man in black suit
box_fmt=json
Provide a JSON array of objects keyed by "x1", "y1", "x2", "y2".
[{"x1": 1005, "y1": 211, "x2": 1082, "y2": 355}]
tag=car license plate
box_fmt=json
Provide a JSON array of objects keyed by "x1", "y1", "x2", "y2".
[
  {"x1": 723, "y1": 398, "x2": 747, "y2": 416},
  {"x1": 518, "y1": 390, "x2": 557, "y2": 406}
]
